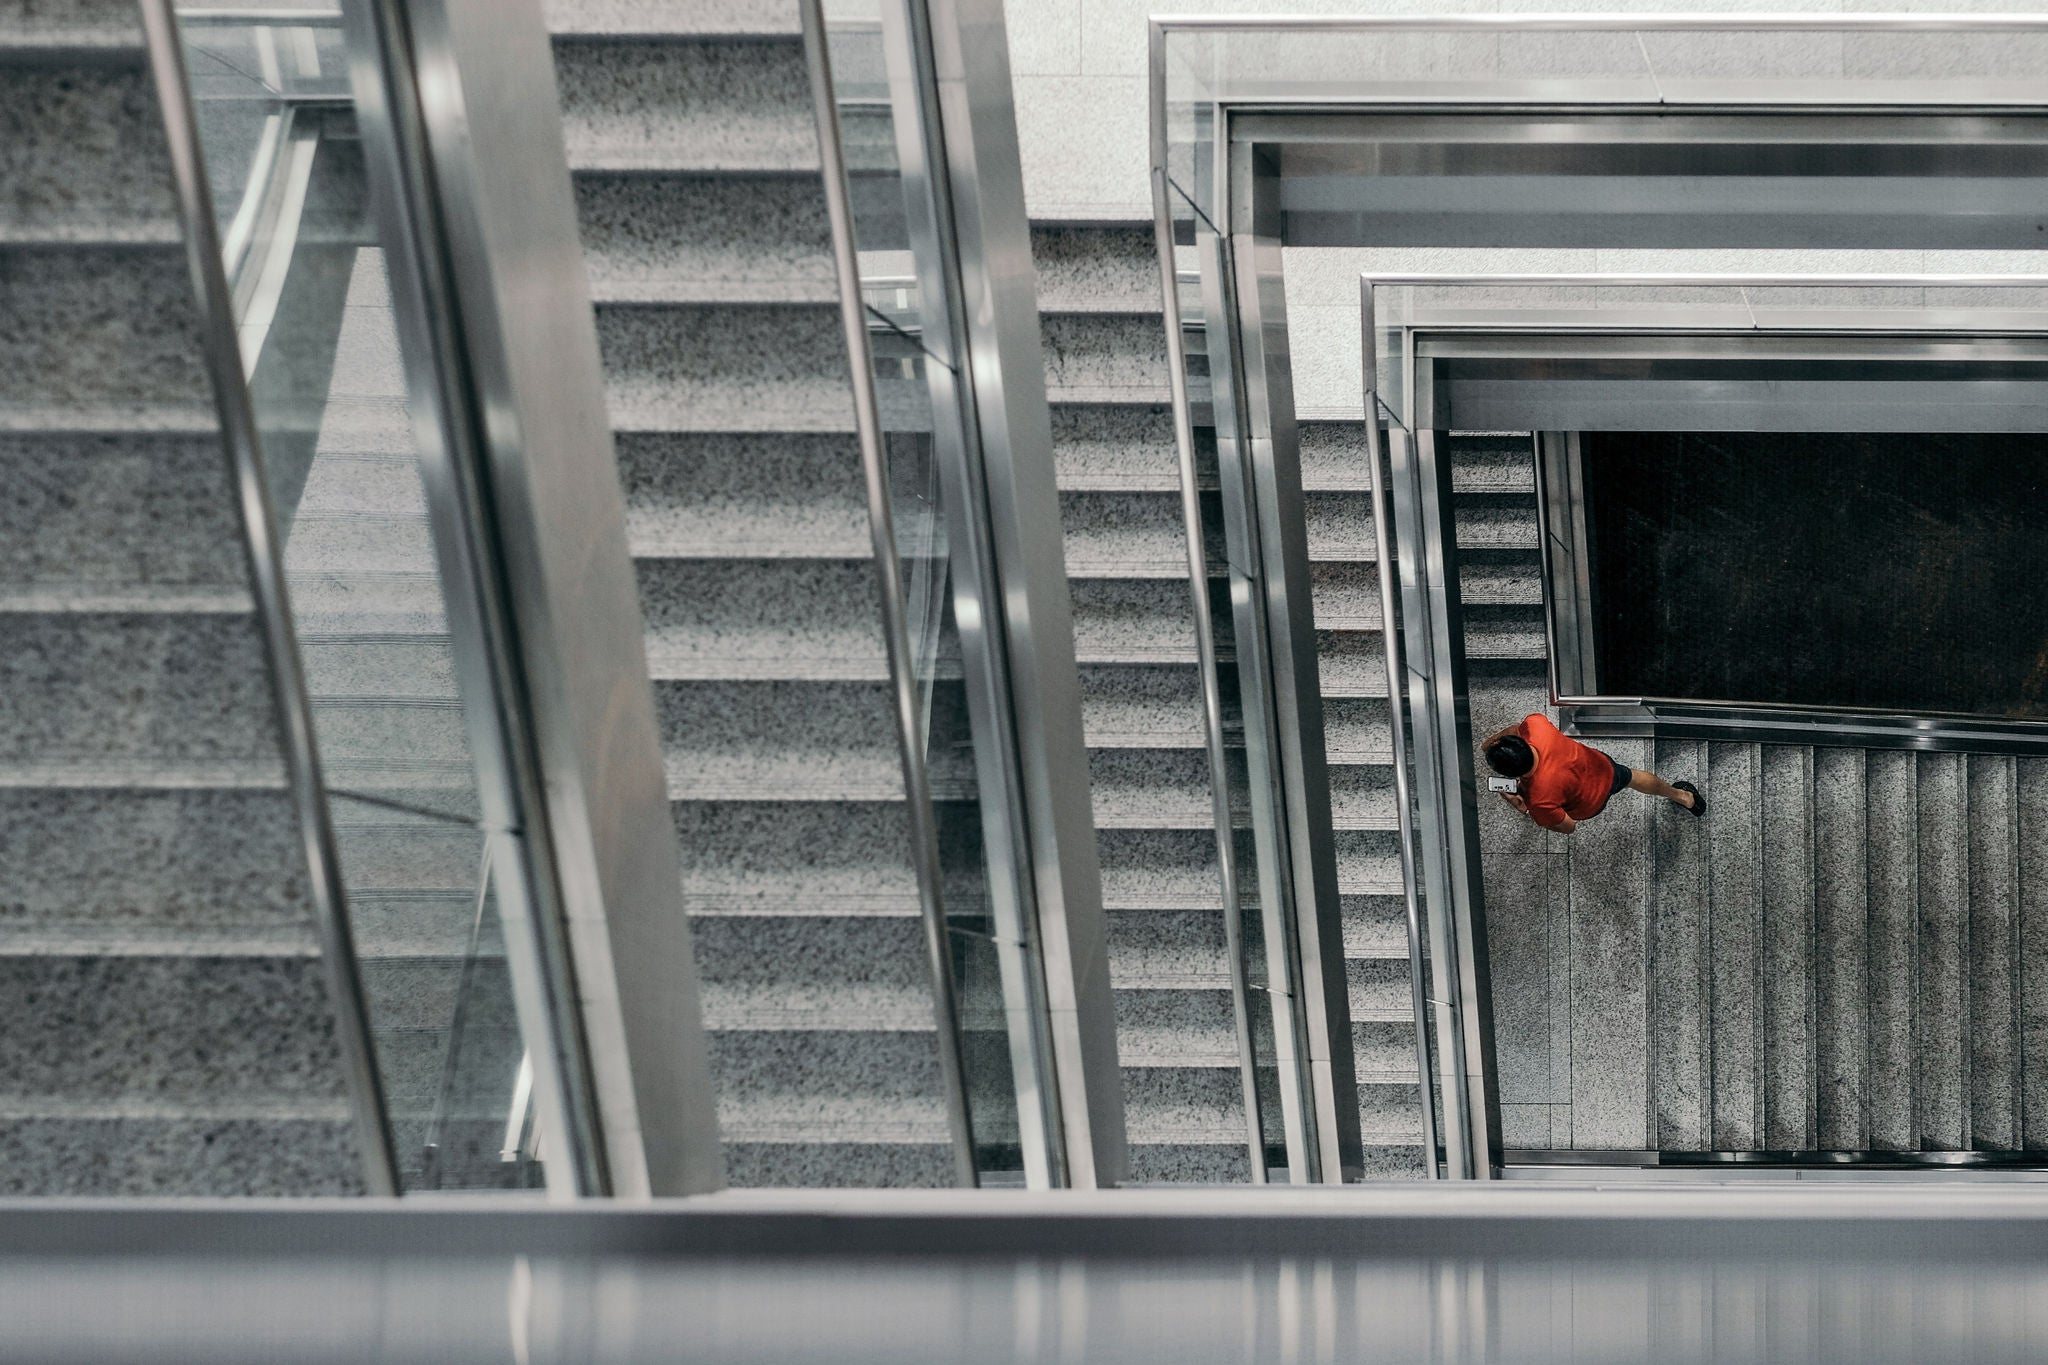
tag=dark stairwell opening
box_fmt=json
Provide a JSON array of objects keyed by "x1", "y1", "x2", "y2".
[{"x1": 1582, "y1": 430, "x2": 2048, "y2": 720}]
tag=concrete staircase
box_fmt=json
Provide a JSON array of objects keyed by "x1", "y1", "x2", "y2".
[
  {"x1": 1305, "y1": 419, "x2": 1565, "y2": 1175},
  {"x1": 1457, "y1": 432, "x2": 2048, "y2": 1159},
  {"x1": 0, "y1": 4, "x2": 361, "y2": 1194},
  {"x1": 543, "y1": 0, "x2": 1322, "y2": 1183},
  {"x1": 544, "y1": 1, "x2": 958, "y2": 1187},
  {"x1": 1637, "y1": 742, "x2": 2047, "y2": 1154},
  {"x1": 0, "y1": 0, "x2": 1441, "y2": 1191},
  {"x1": 1045, "y1": 226, "x2": 1257, "y2": 1182}
]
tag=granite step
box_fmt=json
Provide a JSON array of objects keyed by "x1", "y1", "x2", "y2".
[
  {"x1": 1967, "y1": 752, "x2": 2021, "y2": 1151},
  {"x1": 1051, "y1": 404, "x2": 1183, "y2": 492},
  {"x1": 0, "y1": 609, "x2": 279, "y2": 765},
  {"x1": 594, "y1": 300, "x2": 857, "y2": 434},
  {"x1": 553, "y1": 34, "x2": 817, "y2": 175},
  {"x1": 653, "y1": 676, "x2": 964, "y2": 803},
  {"x1": 1915, "y1": 751, "x2": 1969, "y2": 1151},
  {"x1": 2018, "y1": 758, "x2": 2048, "y2": 1148},
  {"x1": 1865, "y1": 748, "x2": 1918, "y2": 1150},
  {"x1": 545, "y1": 0, "x2": 804, "y2": 39},
  {"x1": 0, "y1": 65, "x2": 177, "y2": 244},
  {"x1": 0, "y1": 431, "x2": 249, "y2": 590},
  {"x1": 1759, "y1": 743, "x2": 1816, "y2": 1150},
  {"x1": 0, "y1": 953, "x2": 350, "y2": 1103},
  {"x1": 0, "y1": 1111, "x2": 359, "y2": 1196},
  {"x1": 0, "y1": 245, "x2": 210, "y2": 412}
]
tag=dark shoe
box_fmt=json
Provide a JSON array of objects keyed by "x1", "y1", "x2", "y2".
[{"x1": 1672, "y1": 781, "x2": 1706, "y2": 818}]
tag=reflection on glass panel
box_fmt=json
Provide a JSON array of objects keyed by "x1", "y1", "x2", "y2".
[
  {"x1": 816, "y1": 0, "x2": 1056, "y2": 1184},
  {"x1": 163, "y1": 1, "x2": 534, "y2": 1193},
  {"x1": 1243, "y1": 982, "x2": 1288, "y2": 1180},
  {"x1": 1182, "y1": 242, "x2": 1270, "y2": 1183},
  {"x1": 950, "y1": 926, "x2": 1024, "y2": 1182},
  {"x1": 179, "y1": 10, "x2": 352, "y2": 258},
  {"x1": 327, "y1": 795, "x2": 537, "y2": 1192},
  {"x1": 170, "y1": 4, "x2": 480, "y2": 820}
]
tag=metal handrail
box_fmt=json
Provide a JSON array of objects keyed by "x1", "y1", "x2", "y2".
[
  {"x1": 1147, "y1": 22, "x2": 1269, "y2": 1183},
  {"x1": 798, "y1": 0, "x2": 978, "y2": 1189},
  {"x1": 139, "y1": 0, "x2": 399, "y2": 1196}
]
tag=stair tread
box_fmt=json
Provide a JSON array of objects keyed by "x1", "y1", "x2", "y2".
[
  {"x1": 0, "y1": 759, "x2": 287, "y2": 790},
  {"x1": 0, "y1": 585, "x2": 253, "y2": 614},
  {"x1": 0, "y1": 928, "x2": 319, "y2": 958},
  {"x1": 0, "y1": 1097, "x2": 352, "y2": 1121}
]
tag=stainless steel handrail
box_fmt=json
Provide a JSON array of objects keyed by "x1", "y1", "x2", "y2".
[
  {"x1": 1148, "y1": 23, "x2": 1268, "y2": 1183},
  {"x1": 139, "y1": 0, "x2": 400, "y2": 1197},
  {"x1": 798, "y1": 0, "x2": 977, "y2": 1189},
  {"x1": 1359, "y1": 284, "x2": 1442, "y2": 1182}
]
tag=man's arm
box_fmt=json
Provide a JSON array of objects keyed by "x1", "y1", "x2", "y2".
[{"x1": 1502, "y1": 789, "x2": 1575, "y2": 834}]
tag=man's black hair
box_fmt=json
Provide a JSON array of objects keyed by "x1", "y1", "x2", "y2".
[{"x1": 1484, "y1": 734, "x2": 1535, "y2": 778}]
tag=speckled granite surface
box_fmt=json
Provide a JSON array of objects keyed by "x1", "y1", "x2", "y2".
[{"x1": 0, "y1": 22, "x2": 362, "y2": 1195}]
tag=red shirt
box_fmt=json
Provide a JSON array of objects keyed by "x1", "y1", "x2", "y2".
[{"x1": 1517, "y1": 714, "x2": 1614, "y2": 830}]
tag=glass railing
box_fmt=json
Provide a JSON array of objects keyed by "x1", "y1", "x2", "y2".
[
  {"x1": 810, "y1": 1, "x2": 1048, "y2": 1187},
  {"x1": 151, "y1": 1, "x2": 552, "y2": 1193},
  {"x1": 178, "y1": 6, "x2": 350, "y2": 291}
]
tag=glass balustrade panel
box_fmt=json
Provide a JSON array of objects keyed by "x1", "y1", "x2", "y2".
[{"x1": 163, "y1": 1, "x2": 543, "y2": 1193}]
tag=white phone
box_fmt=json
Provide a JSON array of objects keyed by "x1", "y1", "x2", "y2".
[{"x1": 1487, "y1": 776, "x2": 1520, "y2": 794}]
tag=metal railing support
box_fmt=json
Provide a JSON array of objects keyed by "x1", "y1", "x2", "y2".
[{"x1": 1222, "y1": 145, "x2": 1365, "y2": 1182}]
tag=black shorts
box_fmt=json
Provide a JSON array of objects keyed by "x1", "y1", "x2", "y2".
[{"x1": 1608, "y1": 754, "x2": 1633, "y2": 796}]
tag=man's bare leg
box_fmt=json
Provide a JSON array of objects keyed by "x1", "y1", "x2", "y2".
[{"x1": 1629, "y1": 768, "x2": 1697, "y2": 810}]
